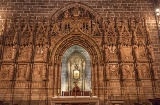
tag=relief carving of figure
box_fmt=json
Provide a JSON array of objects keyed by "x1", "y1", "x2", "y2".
[
  {"x1": 109, "y1": 65, "x2": 119, "y2": 78},
  {"x1": 11, "y1": 45, "x2": 17, "y2": 60},
  {"x1": 17, "y1": 65, "x2": 26, "y2": 79},
  {"x1": 120, "y1": 46, "x2": 132, "y2": 60},
  {"x1": 1, "y1": 65, "x2": 14, "y2": 79},
  {"x1": 108, "y1": 46, "x2": 117, "y2": 59},
  {"x1": 4, "y1": 46, "x2": 12, "y2": 59},
  {"x1": 0, "y1": 67, "x2": 8, "y2": 79},
  {"x1": 141, "y1": 64, "x2": 150, "y2": 78},
  {"x1": 19, "y1": 46, "x2": 28, "y2": 60},
  {"x1": 138, "y1": 46, "x2": 147, "y2": 59},
  {"x1": 33, "y1": 65, "x2": 41, "y2": 80},
  {"x1": 35, "y1": 46, "x2": 43, "y2": 60},
  {"x1": 122, "y1": 65, "x2": 131, "y2": 79}
]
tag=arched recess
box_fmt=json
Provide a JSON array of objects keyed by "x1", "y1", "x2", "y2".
[
  {"x1": 61, "y1": 45, "x2": 91, "y2": 93},
  {"x1": 49, "y1": 2, "x2": 105, "y2": 96},
  {"x1": 50, "y1": 32, "x2": 103, "y2": 96}
]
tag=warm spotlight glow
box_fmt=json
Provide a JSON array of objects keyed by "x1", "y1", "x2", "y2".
[
  {"x1": 156, "y1": 13, "x2": 160, "y2": 16},
  {"x1": 156, "y1": 8, "x2": 160, "y2": 12}
]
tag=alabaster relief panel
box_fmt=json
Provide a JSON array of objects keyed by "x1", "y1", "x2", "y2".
[
  {"x1": 121, "y1": 64, "x2": 134, "y2": 79},
  {"x1": 18, "y1": 45, "x2": 32, "y2": 61},
  {"x1": 0, "y1": 64, "x2": 14, "y2": 80},
  {"x1": 17, "y1": 64, "x2": 30, "y2": 80},
  {"x1": 34, "y1": 45, "x2": 48, "y2": 62},
  {"x1": 105, "y1": 46, "x2": 118, "y2": 60},
  {"x1": 3, "y1": 46, "x2": 14, "y2": 60},
  {"x1": 120, "y1": 46, "x2": 133, "y2": 61},
  {"x1": 32, "y1": 64, "x2": 46, "y2": 80},
  {"x1": 137, "y1": 63, "x2": 150, "y2": 79},
  {"x1": 107, "y1": 64, "x2": 119, "y2": 79},
  {"x1": 134, "y1": 45, "x2": 148, "y2": 61}
]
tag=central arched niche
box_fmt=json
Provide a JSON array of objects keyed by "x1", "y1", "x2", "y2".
[{"x1": 61, "y1": 45, "x2": 91, "y2": 92}]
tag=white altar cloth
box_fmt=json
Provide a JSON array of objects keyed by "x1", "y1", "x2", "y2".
[{"x1": 51, "y1": 96, "x2": 99, "y2": 105}]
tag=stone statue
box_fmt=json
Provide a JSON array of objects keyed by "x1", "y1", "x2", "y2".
[{"x1": 11, "y1": 45, "x2": 17, "y2": 60}]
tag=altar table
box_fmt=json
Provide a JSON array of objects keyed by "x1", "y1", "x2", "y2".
[{"x1": 51, "y1": 96, "x2": 99, "y2": 105}]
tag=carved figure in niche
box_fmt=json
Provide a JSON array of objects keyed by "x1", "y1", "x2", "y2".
[
  {"x1": 0, "y1": 65, "x2": 14, "y2": 79},
  {"x1": 122, "y1": 65, "x2": 131, "y2": 79},
  {"x1": 133, "y1": 45, "x2": 139, "y2": 60},
  {"x1": 138, "y1": 46, "x2": 147, "y2": 59},
  {"x1": 11, "y1": 45, "x2": 17, "y2": 60},
  {"x1": 19, "y1": 46, "x2": 28, "y2": 60},
  {"x1": 35, "y1": 46, "x2": 43, "y2": 60},
  {"x1": 120, "y1": 46, "x2": 132, "y2": 60},
  {"x1": 17, "y1": 65, "x2": 26, "y2": 79},
  {"x1": 109, "y1": 65, "x2": 119, "y2": 78},
  {"x1": 106, "y1": 46, "x2": 117, "y2": 59},
  {"x1": 33, "y1": 65, "x2": 41, "y2": 80},
  {"x1": 141, "y1": 64, "x2": 150, "y2": 78},
  {"x1": 43, "y1": 44, "x2": 49, "y2": 62},
  {"x1": 0, "y1": 67, "x2": 8, "y2": 79},
  {"x1": 4, "y1": 46, "x2": 12, "y2": 59},
  {"x1": 92, "y1": 20, "x2": 101, "y2": 36},
  {"x1": 147, "y1": 45, "x2": 155, "y2": 61}
]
